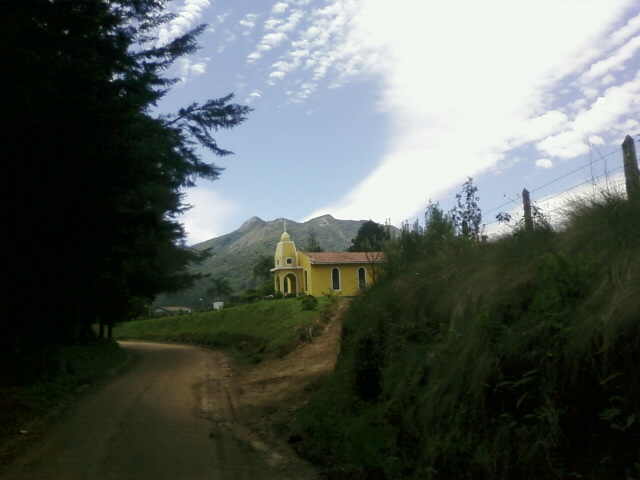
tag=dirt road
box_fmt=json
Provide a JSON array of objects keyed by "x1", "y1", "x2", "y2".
[{"x1": 0, "y1": 335, "x2": 338, "y2": 480}]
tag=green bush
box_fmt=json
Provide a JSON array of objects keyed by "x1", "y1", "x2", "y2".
[{"x1": 300, "y1": 294, "x2": 319, "y2": 311}]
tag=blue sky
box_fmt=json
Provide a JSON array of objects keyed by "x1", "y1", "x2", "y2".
[{"x1": 153, "y1": 0, "x2": 640, "y2": 245}]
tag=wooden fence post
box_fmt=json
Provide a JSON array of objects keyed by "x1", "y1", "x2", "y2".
[
  {"x1": 622, "y1": 135, "x2": 640, "y2": 202},
  {"x1": 522, "y1": 188, "x2": 533, "y2": 232}
]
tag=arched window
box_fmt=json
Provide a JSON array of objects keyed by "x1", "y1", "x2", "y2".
[
  {"x1": 286, "y1": 257, "x2": 292, "y2": 265},
  {"x1": 331, "y1": 268, "x2": 340, "y2": 291},
  {"x1": 358, "y1": 267, "x2": 366, "y2": 290},
  {"x1": 304, "y1": 270, "x2": 309, "y2": 292}
]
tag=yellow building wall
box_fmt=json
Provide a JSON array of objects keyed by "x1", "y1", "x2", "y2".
[
  {"x1": 297, "y1": 253, "x2": 376, "y2": 297},
  {"x1": 298, "y1": 254, "x2": 313, "y2": 294}
]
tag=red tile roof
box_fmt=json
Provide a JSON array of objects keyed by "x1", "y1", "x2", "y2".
[{"x1": 298, "y1": 251, "x2": 383, "y2": 264}]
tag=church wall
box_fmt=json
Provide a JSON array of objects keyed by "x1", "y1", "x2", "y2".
[
  {"x1": 298, "y1": 254, "x2": 313, "y2": 294},
  {"x1": 307, "y1": 263, "x2": 374, "y2": 297}
]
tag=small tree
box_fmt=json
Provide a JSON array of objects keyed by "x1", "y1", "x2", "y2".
[
  {"x1": 206, "y1": 277, "x2": 233, "y2": 301},
  {"x1": 450, "y1": 177, "x2": 485, "y2": 242},
  {"x1": 252, "y1": 255, "x2": 273, "y2": 282},
  {"x1": 302, "y1": 229, "x2": 324, "y2": 252},
  {"x1": 348, "y1": 220, "x2": 390, "y2": 252}
]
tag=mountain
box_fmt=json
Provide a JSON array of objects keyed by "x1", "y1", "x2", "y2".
[{"x1": 155, "y1": 214, "x2": 378, "y2": 308}]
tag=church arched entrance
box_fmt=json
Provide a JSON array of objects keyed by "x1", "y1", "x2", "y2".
[{"x1": 283, "y1": 273, "x2": 298, "y2": 295}]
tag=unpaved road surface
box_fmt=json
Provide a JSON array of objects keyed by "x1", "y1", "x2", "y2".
[{"x1": 0, "y1": 324, "x2": 340, "y2": 480}]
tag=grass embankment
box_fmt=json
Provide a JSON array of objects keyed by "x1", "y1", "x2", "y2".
[
  {"x1": 294, "y1": 189, "x2": 640, "y2": 480},
  {"x1": 0, "y1": 340, "x2": 127, "y2": 458},
  {"x1": 114, "y1": 296, "x2": 332, "y2": 361}
]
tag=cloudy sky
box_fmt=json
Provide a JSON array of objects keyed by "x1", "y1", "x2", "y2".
[{"x1": 153, "y1": 0, "x2": 640, "y2": 244}]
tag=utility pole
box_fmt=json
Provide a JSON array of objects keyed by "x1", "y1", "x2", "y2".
[
  {"x1": 622, "y1": 135, "x2": 640, "y2": 202},
  {"x1": 522, "y1": 188, "x2": 533, "y2": 233}
]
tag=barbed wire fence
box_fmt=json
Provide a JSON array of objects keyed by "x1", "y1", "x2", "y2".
[{"x1": 480, "y1": 134, "x2": 639, "y2": 239}]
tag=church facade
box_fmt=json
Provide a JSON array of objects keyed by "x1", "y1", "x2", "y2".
[{"x1": 271, "y1": 230, "x2": 382, "y2": 297}]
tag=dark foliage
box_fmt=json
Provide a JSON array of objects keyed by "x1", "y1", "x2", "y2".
[
  {"x1": 301, "y1": 229, "x2": 325, "y2": 252},
  {"x1": 0, "y1": 0, "x2": 250, "y2": 364},
  {"x1": 348, "y1": 220, "x2": 390, "y2": 252}
]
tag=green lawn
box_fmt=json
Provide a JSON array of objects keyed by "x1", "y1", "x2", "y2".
[{"x1": 114, "y1": 297, "x2": 331, "y2": 358}]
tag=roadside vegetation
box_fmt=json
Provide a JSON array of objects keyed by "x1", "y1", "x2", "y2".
[
  {"x1": 114, "y1": 296, "x2": 338, "y2": 362},
  {"x1": 0, "y1": 340, "x2": 127, "y2": 460},
  {"x1": 294, "y1": 184, "x2": 640, "y2": 479}
]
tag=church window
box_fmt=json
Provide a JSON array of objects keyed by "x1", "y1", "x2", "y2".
[
  {"x1": 331, "y1": 268, "x2": 340, "y2": 291},
  {"x1": 358, "y1": 267, "x2": 366, "y2": 290},
  {"x1": 286, "y1": 257, "x2": 292, "y2": 265}
]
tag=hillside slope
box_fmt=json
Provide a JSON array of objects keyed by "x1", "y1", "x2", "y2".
[{"x1": 294, "y1": 190, "x2": 640, "y2": 479}]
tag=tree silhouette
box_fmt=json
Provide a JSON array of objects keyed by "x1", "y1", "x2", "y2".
[
  {"x1": 348, "y1": 220, "x2": 390, "y2": 252},
  {"x1": 253, "y1": 255, "x2": 274, "y2": 282},
  {"x1": 0, "y1": 0, "x2": 251, "y2": 356},
  {"x1": 302, "y1": 230, "x2": 324, "y2": 252},
  {"x1": 206, "y1": 278, "x2": 233, "y2": 300}
]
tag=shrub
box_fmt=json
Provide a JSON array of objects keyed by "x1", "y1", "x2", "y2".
[{"x1": 300, "y1": 295, "x2": 319, "y2": 311}]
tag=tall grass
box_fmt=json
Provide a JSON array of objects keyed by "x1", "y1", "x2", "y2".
[{"x1": 295, "y1": 188, "x2": 640, "y2": 479}]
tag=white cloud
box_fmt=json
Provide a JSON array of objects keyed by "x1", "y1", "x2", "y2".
[
  {"x1": 536, "y1": 159, "x2": 554, "y2": 169},
  {"x1": 532, "y1": 72, "x2": 640, "y2": 158},
  {"x1": 247, "y1": 0, "x2": 378, "y2": 99},
  {"x1": 537, "y1": 131, "x2": 590, "y2": 159},
  {"x1": 190, "y1": 62, "x2": 206, "y2": 75},
  {"x1": 261, "y1": 32, "x2": 288, "y2": 46},
  {"x1": 245, "y1": 91, "x2": 262, "y2": 103},
  {"x1": 272, "y1": 2, "x2": 288, "y2": 13},
  {"x1": 276, "y1": 10, "x2": 304, "y2": 32},
  {"x1": 580, "y1": 34, "x2": 640, "y2": 83},
  {"x1": 304, "y1": 1, "x2": 635, "y2": 224},
  {"x1": 609, "y1": 12, "x2": 640, "y2": 46},
  {"x1": 181, "y1": 188, "x2": 239, "y2": 245},
  {"x1": 239, "y1": 13, "x2": 259, "y2": 34},
  {"x1": 156, "y1": 0, "x2": 211, "y2": 47},
  {"x1": 264, "y1": 18, "x2": 281, "y2": 30},
  {"x1": 175, "y1": 57, "x2": 208, "y2": 82},
  {"x1": 248, "y1": 31, "x2": 289, "y2": 64}
]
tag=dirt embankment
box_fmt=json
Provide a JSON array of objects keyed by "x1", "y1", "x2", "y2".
[{"x1": 222, "y1": 319, "x2": 342, "y2": 459}]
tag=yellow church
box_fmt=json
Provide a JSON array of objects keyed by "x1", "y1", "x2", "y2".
[{"x1": 271, "y1": 229, "x2": 382, "y2": 297}]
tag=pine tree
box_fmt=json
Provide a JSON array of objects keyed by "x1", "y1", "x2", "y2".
[
  {"x1": 302, "y1": 230, "x2": 324, "y2": 252},
  {"x1": 0, "y1": 0, "x2": 251, "y2": 356}
]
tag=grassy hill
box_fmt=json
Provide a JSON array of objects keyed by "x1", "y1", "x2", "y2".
[
  {"x1": 155, "y1": 214, "x2": 382, "y2": 309},
  {"x1": 293, "y1": 188, "x2": 640, "y2": 479},
  {"x1": 115, "y1": 296, "x2": 337, "y2": 361}
]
